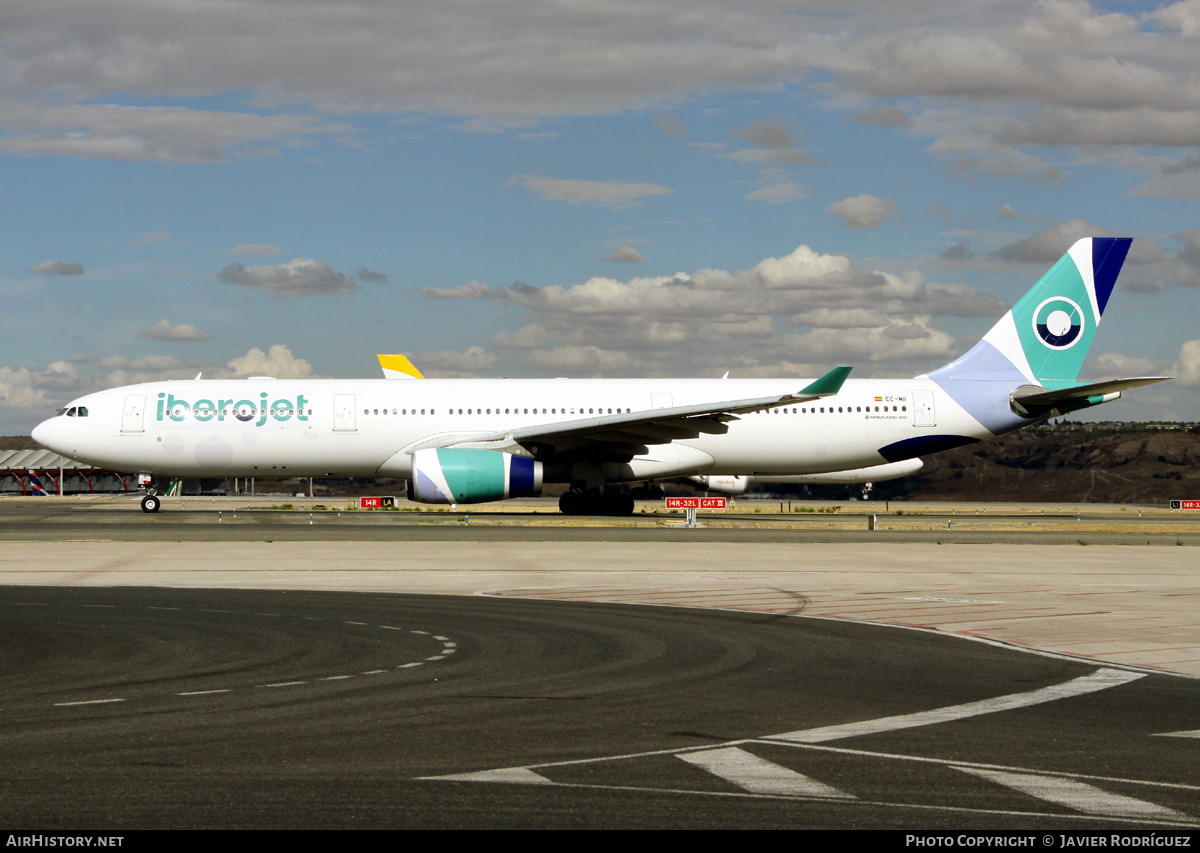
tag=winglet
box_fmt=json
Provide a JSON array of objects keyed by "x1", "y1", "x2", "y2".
[
  {"x1": 378, "y1": 354, "x2": 424, "y2": 379},
  {"x1": 798, "y1": 365, "x2": 852, "y2": 397}
]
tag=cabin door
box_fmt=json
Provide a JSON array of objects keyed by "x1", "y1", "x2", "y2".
[
  {"x1": 333, "y1": 394, "x2": 357, "y2": 431},
  {"x1": 121, "y1": 395, "x2": 146, "y2": 433}
]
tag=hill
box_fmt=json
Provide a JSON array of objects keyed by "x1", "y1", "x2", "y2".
[{"x1": 786, "y1": 422, "x2": 1200, "y2": 504}]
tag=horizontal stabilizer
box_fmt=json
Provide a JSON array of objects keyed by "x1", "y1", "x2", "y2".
[{"x1": 1010, "y1": 376, "x2": 1170, "y2": 417}]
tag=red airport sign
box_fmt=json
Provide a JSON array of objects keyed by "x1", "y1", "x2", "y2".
[
  {"x1": 665, "y1": 496, "x2": 728, "y2": 510},
  {"x1": 360, "y1": 496, "x2": 396, "y2": 509},
  {"x1": 1170, "y1": 500, "x2": 1200, "y2": 510}
]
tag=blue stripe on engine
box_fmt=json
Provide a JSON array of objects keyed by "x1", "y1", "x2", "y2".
[{"x1": 510, "y1": 456, "x2": 536, "y2": 496}]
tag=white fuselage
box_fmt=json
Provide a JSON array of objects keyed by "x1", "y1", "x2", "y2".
[{"x1": 32, "y1": 376, "x2": 993, "y2": 482}]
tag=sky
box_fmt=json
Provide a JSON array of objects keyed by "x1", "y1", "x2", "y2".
[{"x1": 3, "y1": 0, "x2": 1200, "y2": 434}]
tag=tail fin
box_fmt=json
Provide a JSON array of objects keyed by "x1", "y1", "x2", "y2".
[
  {"x1": 378, "y1": 354, "x2": 424, "y2": 379},
  {"x1": 928, "y1": 237, "x2": 1131, "y2": 385},
  {"x1": 27, "y1": 472, "x2": 47, "y2": 496}
]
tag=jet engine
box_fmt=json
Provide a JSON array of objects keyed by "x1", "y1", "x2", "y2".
[
  {"x1": 407, "y1": 447, "x2": 542, "y2": 504},
  {"x1": 689, "y1": 475, "x2": 749, "y2": 495}
]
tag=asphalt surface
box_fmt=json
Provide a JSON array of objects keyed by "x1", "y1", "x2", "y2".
[
  {"x1": 3, "y1": 499, "x2": 1200, "y2": 544},
  {"x1": 1, "y1": 585, "x2": 1198, "y2": 829}
]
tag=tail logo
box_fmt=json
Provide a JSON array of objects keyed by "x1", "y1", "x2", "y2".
[{"x1": 1033, "y1": 296, "x2": 1084, "y2": 350}]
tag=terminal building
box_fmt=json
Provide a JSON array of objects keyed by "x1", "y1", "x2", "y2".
[{"x1": 0, "y1": 447, "x2": 134, "y2": 495}]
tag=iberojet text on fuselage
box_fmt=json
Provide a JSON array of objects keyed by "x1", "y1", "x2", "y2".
[{"x1": 157, "y1": 392, "x2": 310, "y2": 427}]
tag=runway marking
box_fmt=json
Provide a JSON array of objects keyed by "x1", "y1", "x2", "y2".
[
  {"x1": 677, "y1": 747, "x2": 853, "y2": 799},
  {"x1": 438, "y1": 768, "x2": 554, "y2": 785},
  {"x1": 421, "y1": 667, "x2": 1195, "y2": 824},
  {"x1": 1155, "y1": 730, "x2": 1200, "y2": 739},
  {"x1": 769, "y1": 667, "x2": 1144, "y2": 743},
  {"x1": 955, "y1": 767, "x2": 1189, "y2": 820},
  {"x1": 15, "y1": 599, "x2": 458, "y2": 708},
  {"x1": 424, "y1": 740, "x2": 1200, "y2": 826}
]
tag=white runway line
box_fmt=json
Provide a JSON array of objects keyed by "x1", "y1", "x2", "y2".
[
  {"x1": 770, "y1": 668, "x2": 1145, "y2": 743},
  {"x1": 957, "y1": 767, "x2": 1189, "y2": 820},
  {"x1": 677, "y1": 747, "x2": 854, "y2": 799},
  {"x1": 428, "y1": 768, "x2": 554, "y2": 785}
]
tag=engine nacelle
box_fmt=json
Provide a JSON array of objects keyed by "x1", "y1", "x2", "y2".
[
  {"x1": 689, "y1": 475, "x2": 749, "y2": 495},
  {"x1": 407, "y1": 448, "x2": 543, "y2": 504}
]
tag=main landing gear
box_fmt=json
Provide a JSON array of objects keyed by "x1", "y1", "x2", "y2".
[{"x1": 558, "y1": 490, "x2": 635, "y2": 517}]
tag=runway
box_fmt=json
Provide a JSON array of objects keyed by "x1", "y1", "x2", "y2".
[
  {"x1": 2, "y1": 585, "x2": 1198, "y2": 829},
  {"x1": 1, "y1": 498, "x2": 1198, "y2": 828}
]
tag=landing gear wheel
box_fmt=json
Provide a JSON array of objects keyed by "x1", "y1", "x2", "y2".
[
  {"x1": 601, "y1": 493, "x2": 635, "y2": 517},
  {"x1": 141, "y1": 494, "x2": 161, "y2": 513},
  {"x1": 559, "y1": 491, "x2": 584, "y2": 515}
]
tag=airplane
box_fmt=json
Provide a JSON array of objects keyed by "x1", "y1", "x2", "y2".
[
  {"x1": 32, "y1": 237, "x2": 1168, "y2": 515},
  {"x1": 372, "y1": 353, "x2": 926, "y2": 498}
]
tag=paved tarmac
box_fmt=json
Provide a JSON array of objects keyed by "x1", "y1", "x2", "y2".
[
  {"x1": 2, "y1": 496, "x2": 1199, "y2": 829},
  {"x1": 1, "y1": 585, "x2": 1197, "y2": 829}
]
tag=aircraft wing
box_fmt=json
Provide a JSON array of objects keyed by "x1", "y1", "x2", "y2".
[
  {"x1": 411, "y1": 365, "x2": 852, "y2": 460},
  {"x1": 1010, "y1": 376, "x2": 1171, "y2": 417}
]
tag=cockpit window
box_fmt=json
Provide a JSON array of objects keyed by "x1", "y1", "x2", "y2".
[
  {"x1": 66, "y1": 407, "x2": 77, "y2": 417},
  {"x1": 77, "y1": 406, "x2": 88, "y2": 417},
  {"x1": 56, "y1": 408, "x2": 67, "y2": 416}
]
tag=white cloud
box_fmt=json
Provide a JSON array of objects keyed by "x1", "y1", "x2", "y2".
[
  {"x1": 0, "y1": 100, "x2": 350, "y2": 163},
  {"x1": 992, "y1": 221, "x2": 1167, "y2": 264},
  {"x1": 853, "y1": 105, "x2": 912, "y2": 127},
  {"x1": 224, "y1": 344, "x2": 315, "y2": 379},
  {"x1": 415, "y1": 346, "x2": 498, "y2": 377},
  {"x1": 28, "y1": 260, "x2": 83, "y2": 275},
  {"x1": 216, "y1": 258, "x2": 356, "y2": 297},
  {"x1": 139, "y1": 319, "x2": 212, "y2": 342},
  {"x1": 227, "y1": 243, "x2": 285, "y2": 257},
  {"x1": 731, "y1": 121, "x2": 795, "y2": 150},
  {"x1": 828, "y1": 194, "x2": 897, "y2": 229},
  {"x1": 1148, "y1": 0, "x2": 1200, "y2": 39},
  {"x1": 356, "y1": 267, "x2": 388, "y2": 283},
  {"x1": 508, "y1": 174, "x2": 673, "y2": 210},
  {"x1": 654, "y1": 113, "x2": 687, "y2": 138},
  {"x1": 422, "y1": 242, "x2": 1007, "y2": 378},
  {"x1": 745, "y1": 179, "x2": 806, "y2": 205},
  {"x1": 606, "y1": 246, "x2": 645, "y2": 263}
]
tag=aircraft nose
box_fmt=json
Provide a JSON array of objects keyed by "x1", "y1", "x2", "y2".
[{"x1": 31, "y1": 416, "x2": 61, "y2": 452}]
